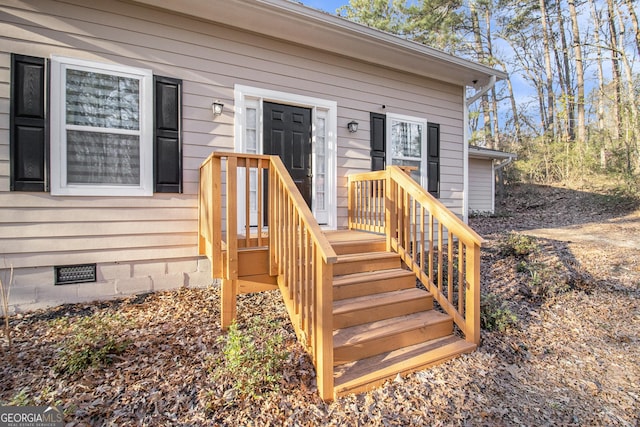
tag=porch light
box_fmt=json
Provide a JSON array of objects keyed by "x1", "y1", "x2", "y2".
[
  {"x1": 212, "y1": 100, "x2": 224, "y2": 117},
  {"x1": 347, "y1": 120, "x2": 359, "y2": 133}
]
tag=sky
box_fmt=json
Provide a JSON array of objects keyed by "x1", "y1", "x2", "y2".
[{"x1": 299, "y1": 1, "x2": 346, "y2": 14}]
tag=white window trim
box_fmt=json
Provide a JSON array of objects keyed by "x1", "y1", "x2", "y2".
[
  {"x1": 50, "y1": 56, "x2": 153, "y2": 196},
  {"x1": 234, "y1": 84, "x2": 338, "y2": 230},
  {"x1": 386, "y1": 112, "x2": 428, "y2": 188}
]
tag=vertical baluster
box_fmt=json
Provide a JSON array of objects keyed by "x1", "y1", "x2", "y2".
[
  {"x1": 257, "y1": 159, "x2": 264, "y2": 246},
  {"x1": 458, "y1": 240, "x2": 465, "y2": 314},
  {"x1": 245, "y1": 159, "x2": 251, "y2": 247},
  {"x1": 438, "y1": 220, "x2": 443, "y2": 295},
  {"x1": 412, "y1": 197, "x2": 417, "y2": 264},
  {"x1": 448, "y1": 230, "x2": 454, "y2": 302},
  {"x1": 428, "y1": 213, "x2": 434, "y2": 285},
  {"x1": 420, "y1": 205, "x2": 425, "y2": 274}
]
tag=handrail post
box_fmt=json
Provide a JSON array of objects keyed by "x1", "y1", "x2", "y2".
[
  {"x1": 268, "y1": 161, "x2": 278, "y2": 276},
  {"x1": 385, "y1": 169, "x2": 394, "y2": 252},
  {"x1": 221, "y1": 156, "x2": 238, "y2": 330},
  {"x1": 465, "y1": 242, "x2": 481, "y2": 345},
  {"x1": 347, "y1": 175, "x2": 354, "y2": 230},
  {"x1": 226, "y1": 156, "x2": 238, "y2": 280},
  {"x1": 212, "y1": 157, "x2": 223, "y2": 278},
  {"x1": 315, "y1": 253, "x2": 334, "y2": 401}
]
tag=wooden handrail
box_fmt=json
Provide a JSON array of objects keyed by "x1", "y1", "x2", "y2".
[
  {"x1": 348, "y1": 166, "x2": 484, "y2": 345},
  {"x1": 199, "y1": 151, "x2": 336, "y2": 400},
  {"x1": 268, "y1": 155, "x2": 336, "y2": 400}
]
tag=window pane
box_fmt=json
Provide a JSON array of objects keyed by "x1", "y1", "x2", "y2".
[
  {"x1": 66, "y1": 69, "x2": 140, "y2": 130},
  {"x1": 391, "y1": 120, "x2": 422, "y2": 158},
  {"x1": 67, "y1": 130, "x2": 140, "y2": 184},
  {"x1": 392, "y1": 159, "x2": 421, "y2": 183}
]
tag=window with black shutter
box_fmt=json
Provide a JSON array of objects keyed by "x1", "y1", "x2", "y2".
[
  {"x1": 370, "y1": 112, "x2": 386, "y2": 171},
  {"x1": 154, "y1": 76, "x2": 182, "y2": 193},
  {"x1": 371, "y1": 111, "x2": 441, "y2": 198},
  {"x1": 10, "y1": 54, "x2": 47, "y2": 192},
  {"x1": 10, "y1": 54, "x2": 182, "y2": 195},
  {"x1": 427, "y1": 122, "x2": 440, "y2": 198}
]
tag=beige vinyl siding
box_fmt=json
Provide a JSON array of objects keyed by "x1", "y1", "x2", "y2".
[
  {"x1": 468, "y1": 158, "x2": 494, "y2": 213},
  {"x1": 0, "y1": 53, "x2": 8, "y2": 192},
  {"x1": 0, "y1": 0, "x2": 465, "y2": 271}
]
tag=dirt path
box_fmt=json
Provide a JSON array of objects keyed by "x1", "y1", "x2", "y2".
[{"x1": 523, "y1": 211, "x2": 640, "y2": 249}]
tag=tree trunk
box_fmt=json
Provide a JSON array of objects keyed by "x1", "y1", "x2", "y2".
[
  {"x1": 616, "y1": 4, "x2": 639, "y2": 174},
  {"x1": 470, "y1": 1, "x2": 492, "y2": 147},
  {"x1": 623, "y1": 0, "x2": 640, "y2": 56},
  {"x1": 539, "y1": 0, "x2": 556, "y2": 139},
  {"x1": 555, "y1": 0, "x2": 574, "y2": 142},
  {"x1": 589, "y1": 0, "x2": 606, "y2": 137},
  {"x1": 606, "y1": 0, "x2": 622, "y2": 143},
  {"x1": 484, "y1": 7, "x2": 501, "y2": 151},
  {"x1": 568, "y1": 0, "x2": 585, "y2": 147}
]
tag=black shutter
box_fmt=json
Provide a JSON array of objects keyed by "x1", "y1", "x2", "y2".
[
  {"x1": 427, "y1": 122, "x2": 440, "y2": 198},
  {"x1": 370, "y1": 112, "x2": 386, "y2": 171},
  {"x1": 154, "y1": 76, "x2": 182, "y2": 193},
  {"x1": 10, "y1": 54, "x2": 47, "y2": 192}
]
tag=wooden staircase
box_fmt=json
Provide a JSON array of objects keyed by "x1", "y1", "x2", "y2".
[
  {"x1": 326, "y1": 231, "x2": 477, "y2": 397},
  {"x1": 199, "y1": 153, "x2": 484, "y2": 401}
]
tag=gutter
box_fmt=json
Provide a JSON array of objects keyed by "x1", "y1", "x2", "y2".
[
  {"x1": 463, "y1": 74, "x2": 497, "y2": 223},
  {"x1": 466, "y1": 75, "x2": 497, "y2": 107}
]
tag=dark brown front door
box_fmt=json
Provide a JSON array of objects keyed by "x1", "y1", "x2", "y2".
[{"x1": 263, "y1": 102, "x2": 313, "y2": 207}]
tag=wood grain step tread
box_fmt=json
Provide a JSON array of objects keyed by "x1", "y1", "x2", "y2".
[
  {"x1": 333, "y1": 335, "x2": 477, "y2": 397},
  {"x1": 332, "y1": 268, "x2": 414, "y2": 287},
  {"x1": 333, "y1": 288, "x2": 431, "y2": 315},
  {"x1": 335, "y1": 251, "x2": 399, "y2": 263},
  {"x1": 333, "y1": 310, "x2": 450, "y2": 349}
]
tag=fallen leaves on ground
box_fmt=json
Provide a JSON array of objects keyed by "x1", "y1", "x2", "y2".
[{"x1": 0, "y1": 183, "x2": 638, "y2": 425}]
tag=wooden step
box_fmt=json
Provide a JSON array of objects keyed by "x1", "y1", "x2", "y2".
[
  {"x1": 334, "y1": 335, "x2": 477, "y2": 397},
  {"x1": 333, "y1": 251, "x2": 401, "y2": 276},
  {"x1": 333, "y1": 310, "x2": 453, "y2": 365},
  {"x1": 330, "y1": 238, "x2": 386, "y2": 255},
  {"x1": 333, "y1": 268, "x2": 416, "y2": 301},
  {"x1": 333, "y1": 288, "x2": 433, "y2": 329},
  {"x1": 324, "y1": 230, "x2": 386, "y2": 255}
]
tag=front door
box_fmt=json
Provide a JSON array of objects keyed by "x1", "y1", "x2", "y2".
[{"x1": 263, "y1": 102, "x2": 313, "y2": 207}]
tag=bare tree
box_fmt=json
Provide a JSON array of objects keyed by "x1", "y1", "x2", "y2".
[
  {"x1": 539, "y1": 0, "x2": 556, "y2": 138},
  {"x1": 568, "y1": 0, "x2": 586, "y2": 146}
]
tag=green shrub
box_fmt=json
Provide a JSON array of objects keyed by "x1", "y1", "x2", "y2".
[
  {"x1": 481, "y1": 293, "x2": 518, "y2": 332},
  {"x1": 212, "y1": 317, "x2": 289, "y2": 400},
  {"x1": 499, "y1": 233, "x2": 539, "y2": 258},
  {"x1": 53, "y1": 313, "x2": 129, "y2": 375}
]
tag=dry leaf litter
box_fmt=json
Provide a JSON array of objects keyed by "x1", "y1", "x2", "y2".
[{"x1": 0, "y1": 183, "x2": 638, "y2": 426}]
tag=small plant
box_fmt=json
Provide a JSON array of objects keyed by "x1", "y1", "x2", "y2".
[
  {"x1": 481, "y1": 293, "x2": 518, "y2": 332},
  {"x1": 53, "y1": 312, "x2": 130, "y2": 375},
  {"x1": 0, "y1": 264, "x2": 14, "y2": 347},
  {"x1": 211, "y1": 316, "x2": 289, "y2": 401},
  {"x1": 499, "y1": 233, "x2": 539, "y2": 258},
  {"x1": 7, "y1": 388, "x2": 32, "y2": 406}
]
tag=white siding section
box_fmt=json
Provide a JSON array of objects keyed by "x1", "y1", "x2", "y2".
[
  {"x1": 468, "y1": 158, "x2": 494, "y2": 213},
  {"x1": 0, "y1": 0, "x2": 466, "y2": 299}
]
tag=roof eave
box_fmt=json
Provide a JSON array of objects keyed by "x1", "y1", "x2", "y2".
[
  {"x1": 129, "y1": 0, "x2": 507, "y2": 87},
  {"x1": 468, "y1": 147, "x2": 517, "y2": 160}
]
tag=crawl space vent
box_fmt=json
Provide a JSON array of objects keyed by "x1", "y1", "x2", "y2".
[{"x1": 55, "y1": 264, "x2": 97, "y2": 285}]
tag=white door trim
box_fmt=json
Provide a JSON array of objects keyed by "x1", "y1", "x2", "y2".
[{"x1": 234, "y1": 84, "x2": 338, "y2": 230}]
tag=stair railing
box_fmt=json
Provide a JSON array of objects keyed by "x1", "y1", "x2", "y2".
[
  {"x1": 199, "y1": 152, "x2": 337, "y2": 400},
  {"x1": 348, "y1": 166, "x2": 484, "y2": 345}
]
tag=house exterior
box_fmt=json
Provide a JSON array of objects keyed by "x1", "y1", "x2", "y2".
[
  {"x1": 0, "y1": 0, "x2": 506, "y2": 312},
  {"x1": 468, "y1": 146, "x2": 517, "y2": 214}
]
